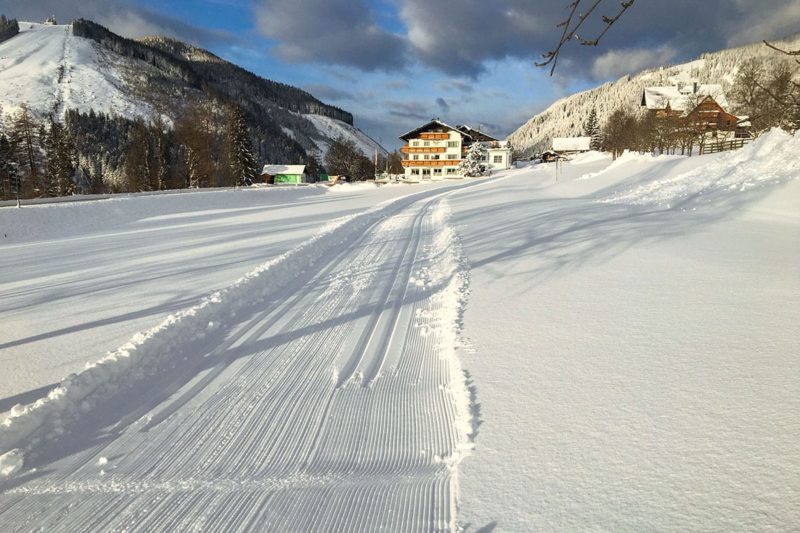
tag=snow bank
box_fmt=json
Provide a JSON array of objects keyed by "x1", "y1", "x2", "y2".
[
  {"x1": 578, "y1": 150, "x2": 683, "y2": 180},
  {"x1": 602, "y1": 129, "x2": 800, "y2": 206},
  {"x1": 0, "y1": 449, "x2": 24, "y2": 478},
  {"x1": 0, "y1": 192, "x2": 418, "y2": 458},
  {"x1": 569, "y1": 151, "x2": 611, "y2": 165}
]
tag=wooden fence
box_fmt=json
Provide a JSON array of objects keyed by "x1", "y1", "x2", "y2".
[{"x1": 700, "y1": 138, "x2": 751, "y2": 155}]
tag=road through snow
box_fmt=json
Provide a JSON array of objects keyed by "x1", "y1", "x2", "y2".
[{"x1": 0, "y1": 182, "x2": 486, "y2": 531}]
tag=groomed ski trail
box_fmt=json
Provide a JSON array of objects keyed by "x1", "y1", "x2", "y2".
[{"x1": 0, "y1": 181, "x2": 484, "y2": 532}]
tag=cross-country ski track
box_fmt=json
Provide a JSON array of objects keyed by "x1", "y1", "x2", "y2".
[{"x1": 0, "y1": 180, "x2": 493, "y2": 531}]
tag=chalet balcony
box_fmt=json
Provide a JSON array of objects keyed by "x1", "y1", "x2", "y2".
[
  {"x1": 419, "y1": 133, "x2": 450, "y2": 140},
  {"x1": 402, "y1": 159, "x2": 461, "y2": 167},
  {"x1": 401, "y1": 145, "x2": 447, "y2": 154}
]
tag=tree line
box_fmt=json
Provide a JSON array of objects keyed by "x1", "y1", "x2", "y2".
[
  {"x1": 0, "y1": 99, "x2": 263, "y2": 201},
  {"x1": 0, "y1": 14, "x2": 18, "y2": 43}
]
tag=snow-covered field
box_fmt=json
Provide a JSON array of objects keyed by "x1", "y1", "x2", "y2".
[{"x1": 1, "y1": 131, "x2": 798, "y2": 530}]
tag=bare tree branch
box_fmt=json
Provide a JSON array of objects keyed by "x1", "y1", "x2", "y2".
[
  {"x1": 536, "y1": 0, "x2": 637, "y2": 76},
  {"x1": 763, "y1": 40, "x2": 800, "y2": 65}
]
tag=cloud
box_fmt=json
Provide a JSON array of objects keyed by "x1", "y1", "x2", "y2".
[
  {"x1": 437, "y1": 79, "x2": 475, "y2": 94},
  {"x1": 255, "y1": 0, "x2": 407, "y2": 71},
  {"x1": 304, "y1": 84, "x2": 357, "y2": 102},
  {"x1": 395, "y1": 0, "x2": 800, "y2": 80},
  {"x1": 386, "y1": 100, "x2": 430, "y2": 121},
  {"x1": 591, "y1": 45, "x2": 678, "y2": 80},
  {"x1": 0, "y1": 0, "x2": 234, "y2": 47},
  {"x1": 435, "y1": 97, "x2": 450, "y2": 114}
]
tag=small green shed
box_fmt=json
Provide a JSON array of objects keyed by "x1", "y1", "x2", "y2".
[{"x1": 261, "y1": 164, "x2": 306, "y2": 185}]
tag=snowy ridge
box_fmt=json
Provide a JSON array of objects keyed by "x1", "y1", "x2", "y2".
[
  {"x1": 508, "y1": 33, "x2": 800, "y2": 154},
  {"x1": 601, "y1": 129, "x2": 800, "y2": 206}
]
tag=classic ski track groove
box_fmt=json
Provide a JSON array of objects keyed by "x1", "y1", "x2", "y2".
[{"x1": 0, "y1": 182, "x2": 486, "y2": 532}]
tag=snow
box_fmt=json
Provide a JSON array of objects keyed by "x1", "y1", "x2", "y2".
[
  {"x1": 0, "y1": 449, "x2": 23, "y2": 478},
  {"x1": 0, "y1": 130, "x2": 798, "y2": 530},
  {"x1": 302, "y1": 113, "x2": 386, "y2": 159},
  {"x1": 0, "y1": 22, "x2": 155, "y2": 121},
  {"x1": 448, "y1": 130, "x2": 800, "y2": 530},
  {"x1": 552, "y1": 136, "x2": 591, "y2": 151}
]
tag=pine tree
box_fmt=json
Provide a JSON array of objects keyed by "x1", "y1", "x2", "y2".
[
  {"x1": 9, "y1": 105, "x2": 40, "y2": 195},
  {"x1": 226, "y1": 104, "x2": 258, "y2": 186},
  {"x1": 0, "y1": 133, "x2": 20, "y2": 202},
  {"x1": 583, "y1": 108, "x2": 601, "y2": 150},
  {"x1": 459, "y1": 143, "x2": 486, "y2": 177}
]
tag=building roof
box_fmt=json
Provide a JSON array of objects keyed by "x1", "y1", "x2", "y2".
[
  {"x1": 457, "y1": 125, "x2": 498, "y2": 142},
  {"x1": 261, "y1": 164, "x2": 306, "y2": 175},
  {"x1": 641, "y1": 83, "x2": 729, "y2": 113},
  {"x1": 399, "y1": 119, "x2": 472, "y2": 142},
  {"x1": 552, "y1": 137, "x2": 591, "y2": 152}
]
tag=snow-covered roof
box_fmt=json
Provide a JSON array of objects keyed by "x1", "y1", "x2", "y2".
[
  {"x1": 641, "y1": 84, "x2": 728, "y2": 113},
  {"x1": 261, "y1": 164, "x2": 306, "y2": 175},
  {"x1": 552, "y1": 137, "x2": 591, "y2": 152},
  {"x1": 399, "y1": 119, "x2": 471, "y2": 142}
]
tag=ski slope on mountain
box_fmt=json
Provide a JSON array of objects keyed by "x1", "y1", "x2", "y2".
[
  {"x1": 0, "y1": 22, "x2": 383, "y2": 158},
  {"x1": 1, "y1": 131, "x2": 798, "y2": 530},
  {"x1": 0, "y1": 22, "x2": 153, "y2": 121}
]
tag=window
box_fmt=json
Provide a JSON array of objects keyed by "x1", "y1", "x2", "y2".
[
  {"x1": 424, "y1": 155, "x2": 429, "y2": 160},
  {"x1": 411, "y1": 169, "x2": 420, "y2": 175},
  {"x1": 422, "y1": 169, "x2": 431, "y2": 176},
  {"x1": 412, "y1": 141, "x2": 419, "y2": 147},
  {"x1": 447, "y1": 154, "x2": 457, "y2": 160},
  {"x1": 448, "y1": 141, "x2": 459, "y2": 148},
  {"x1": 432, "y1": 155, "x2": 440, "y2": 160},
  {"x1": 424, "y1": 141, "x2": 430, "y2": 147},
  {"x1": 446, "y1": 168, "x2": 458, "y2": 175},
  {"x1": 413, "y1": 155, "x2": 419, "y2": 160},
  {"x1": 493, "y1": 155, "x2": 503, "y2": 164},
  {"x1": 433, "y1": 169, "x2": 442, "y2": 175}
]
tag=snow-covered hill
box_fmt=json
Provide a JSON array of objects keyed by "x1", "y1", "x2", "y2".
[
  {"x1": 0, "y1": 21, "x2": 384, "y2": 159},
  {"x1": 0, "y1": 23, "x2": 152, "y2": 120},
  {"x1": 508, "y1": 34, "x2": 800, "y2": 155}
]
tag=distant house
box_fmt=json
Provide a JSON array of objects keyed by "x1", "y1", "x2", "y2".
[
  {"x1": 641, "y1": 82, "x2": 748, "y2": 138},
  {"x1": 398, "y1": 119, "x2": 512, "y2": 180},
  {"x1": 261, "y1": 164, "x2": 306, "y2": 185},
  {"x1": 44, "y1": 16, "x2": 57, "y2": 25},
  {"x1": 552, "y1": 137, "x2": 591, "y2": 155}
]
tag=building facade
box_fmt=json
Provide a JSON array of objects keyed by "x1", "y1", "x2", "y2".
[{"x1": 399, "y1": 120, "x2": 512, "y2": 180}]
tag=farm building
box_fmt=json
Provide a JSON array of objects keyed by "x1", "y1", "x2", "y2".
[{"x1": 261, "y1": 164, "x2": 306, "y2": 185}]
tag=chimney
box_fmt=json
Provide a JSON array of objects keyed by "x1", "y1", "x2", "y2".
[{"x1": 693, "y1": 82, "x2": 699, "y2": 94}]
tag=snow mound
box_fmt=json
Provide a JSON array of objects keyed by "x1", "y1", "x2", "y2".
[
  {"x1": 578, "y1": 150, "x2": 682, "y2": 180},
  {"x1": 0, "y1": 449, "x2": 23, "y2": 478},
  {"x1": 569, "y1": 151, "x2": 611, "y2": 165},
  {"x1": 601, "y1": 129, "x2": 800, "y2": 206}
]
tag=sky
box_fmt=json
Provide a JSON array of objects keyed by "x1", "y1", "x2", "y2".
[{"x1": 2, "y1": 0, "x2": 799, "y2": 150}]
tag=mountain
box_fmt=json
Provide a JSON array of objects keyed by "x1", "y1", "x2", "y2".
[
  {"x1": 508, "y1": 34, "x2": 800, "y2": 155},
  {"x1": 0, "y1": 19, "x2": 385, "y2": 163}
]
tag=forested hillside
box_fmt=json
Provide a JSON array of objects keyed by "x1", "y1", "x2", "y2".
[
  {"x1": 0, "y1": 18, "x2": 384, "y2": 200},
  {"x1": 509, "y1": 33, "x2": 800, "y2": 155}
]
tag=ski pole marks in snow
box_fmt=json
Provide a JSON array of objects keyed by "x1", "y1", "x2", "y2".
[{"x1": 0, "y1": 182, "x2": 482, "y2": 531}]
